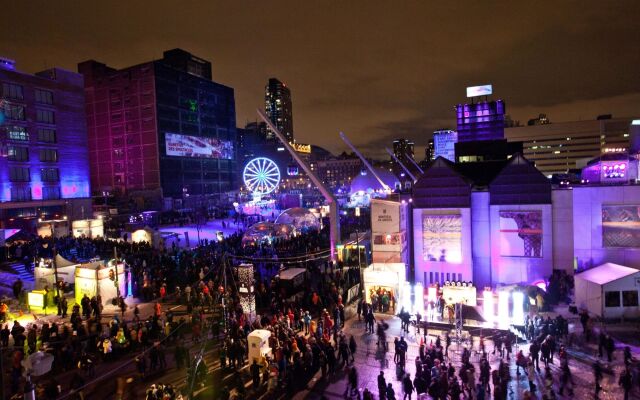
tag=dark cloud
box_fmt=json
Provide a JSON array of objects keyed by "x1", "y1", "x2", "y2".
[{"x1": 2, "y1": 1, "x2": 638, "y2": 159}]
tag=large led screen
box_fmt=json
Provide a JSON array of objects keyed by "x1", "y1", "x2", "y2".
[
  {"x1": 165, "y1": 133, "x2": 233, "y2": 159},
  {"x1": 602, "y1": 205, "x2": 640, "y2": 248},
  {"x1": 499, "y1": 211, "x2": 542, "y2": 257},
  {"x1": 422, "y1": 213, "x2": 462, "y2": 263}
]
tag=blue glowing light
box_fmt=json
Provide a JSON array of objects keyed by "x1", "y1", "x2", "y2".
[{"x1": 243, "y1": 157, "x2": 281, "y2": 194}]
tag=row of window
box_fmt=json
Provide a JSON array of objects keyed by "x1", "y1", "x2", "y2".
[
  {"x1": 2, "y1": 105, "x2": 55, "y2": 123},
  {"x1": 2, "y1": 83, "x2": 54, "y2": 104},
  {"x1": 6, "y1": 147, "x2": 58, "y2": 162},
  {"x1": 604, "y1": 290, "x2": 638, "y2": 307},
  {"x1": 8, "y1": 167, "x2": 59, "y2": 182},
  {"x1": 5, "y1": 126, "x2": 57, "y2": 143},
  {"x1": 8, "y1": 186, "x2": 60, "y2": 201}
]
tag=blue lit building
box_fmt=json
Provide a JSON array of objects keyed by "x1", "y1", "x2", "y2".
[{"x1": 0, "y1": 58, "x2": 91, "y2": 229}]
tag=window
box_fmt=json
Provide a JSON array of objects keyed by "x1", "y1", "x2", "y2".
[
  {"x1": 41, "y1": 168, "x2": 59, "y2": 182},
  {"x1": 10, "y1": 186, "x2": 31, "y2": 201},
  {"x1": 4, "y1": 104, "x2": 25, "y2": 120},
  {"x1": 2, "y1": 83, "x2": 23, "y2": 99},
  {"x1": 7, "y1": 146, "x2": 29, "y2": 161},
  {"x1": 36, "y1": 109, "x2": 55, "y2": 124},
  {"x1": 9, "y1": 167, "x2": 30, "y2": 182},
  {"x1": 34, "y1": 89, "x2": 53, "y2": 105},
  {"x1": 39, "y1": 149, "x2": 58, "y2": 162},
  {"x1": 622, "y1": 291, "x2": 639, "y2": 307},
  {"x1": 42, "y1": 186, "x2": 60, "y2": 200},
  {"x1": 605, "y1": 291, "x2": 621, "y2": 307},
  {"x1": 37, "y1": 129, "x2": 56, "y2": 143},
  {"x1": 6, "y1": 126, "x2": 28, "y2": 141}
]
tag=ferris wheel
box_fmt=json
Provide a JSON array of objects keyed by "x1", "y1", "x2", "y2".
[{"x1": 243, "y1": 157, "x2": 281, "y2": 195}]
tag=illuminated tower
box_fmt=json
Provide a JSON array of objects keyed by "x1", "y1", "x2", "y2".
[{"x1": 265, "y1": 78, "x2": 293, "y2": 142}]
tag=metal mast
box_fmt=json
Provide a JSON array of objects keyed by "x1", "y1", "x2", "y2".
[
  {"x1": 257, "y1": 109, "x2": 341, "y2": 261},
  {"x1": 339, "y1": 132, "x2": 391, "y2": 192},
  {"x1": 385, "y1": 147, "x2": 417, "y2": 182}
]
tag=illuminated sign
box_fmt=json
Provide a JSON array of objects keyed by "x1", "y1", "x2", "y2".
[
  {"x1": 165, "y1": 133, "x2": 233, "y2": 159},
  {"x1": 28, "y1": 291, "x2": 46, "y2": 308},
  {"x1": 466, "y1": 84, "x2": 493, "y2": 98},
  {"x1": 291, "y1": 143, "x2": 311, "y2": 154},
  {"x1": 632, "y1": 120, "x2": 640, "y2": 125}
]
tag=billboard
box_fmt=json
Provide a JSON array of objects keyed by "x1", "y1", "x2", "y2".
[
  {"x1": 466, "y1": 84, "x2": 493, "y2": 98},
  {"x1": 371, "y1": 200, "x2": 402, "y2": 252},
  {"x1": 422, "y1": 213, "x2": 462, "y2": 263},
  {"x1": 499, "y1": 211, "x2": 542, "y2": 257},
  {"x1": 165, "y1": 133, "x2": 233, "y2": 159},
  {"x1": 603, "y1": 205, "x2": 640, "y2": 248}
]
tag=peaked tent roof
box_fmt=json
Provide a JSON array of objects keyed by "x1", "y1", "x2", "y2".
[
  {"x1": 575, "y1": 263, "x2": 640, "y2": 286},
  {"x1": 489, "y1": 153, "x2": 552, "y2": 205}
]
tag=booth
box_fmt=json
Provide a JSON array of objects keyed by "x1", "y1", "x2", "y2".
[
  {"x1": 34, "y1": 254, "x2": 79, "y2": 290},
  {"x1": 362, "y1": 263, "x2": 407, "y2": 312},
  {"x1": 75, "y1": 261, "x2": 126, "y2": 306},
  {"x1": 72, "y1": 219, "x2": 104, "y2": 239},
  {"x1": 27, "y1": 290, "x2": 47, "y2": 310},
  {"x1": 37, "y1": 219, "x2": 70, "y2": 238},
  {"x1": 131, "y1": 226, "x2": 162, "y2": 248},
  {"x1": 574, "y1": 263, "x2": 640, "y2": 319},
  {"x1": 248, "y1": 329, "x2": 272, "y2": 364}
]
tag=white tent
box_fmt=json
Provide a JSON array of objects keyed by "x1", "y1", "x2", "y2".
[{"x1": 574, "y1": 263, "x2": 640, "y2": 319}]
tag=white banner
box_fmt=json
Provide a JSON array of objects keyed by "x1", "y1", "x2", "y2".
[{"x1": 165, "y1": 132, "x2": 233, "y2": 159}]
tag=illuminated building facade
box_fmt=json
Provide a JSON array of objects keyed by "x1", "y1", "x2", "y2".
[
  {"x1": 317, "y1": 156, "x2": 362, "y2": 189},
  {"x1": 0, "y1": 58, "x2": 91, "y2": 228},
  {"x1": 432, "y1": 130, "x2": 457, "y2": 162},
  {"x1": 392, "y1": 138, "x2": 414, "y2": 161},
  {"x1": 79, "y1": 49, "x2": 237, "y2": 200},
  {"x1": 265, "y1": 78, "x2": 293, "y2": 142},
  {"x1": 505, "y1": 117, "x2": 634, "y2": 176},
  {"x1": 455, "y1": 100, "x2": 505, "y2": 142}
]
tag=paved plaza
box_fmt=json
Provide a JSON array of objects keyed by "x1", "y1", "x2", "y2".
[{"x1": 293, "y1": 313, "x2": 630, "y2": 400}]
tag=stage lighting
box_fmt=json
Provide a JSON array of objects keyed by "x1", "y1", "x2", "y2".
[
  {"x1": 498, "y1": 291, "x2": 510, "y2": 329},
  {"x1": 512, "y1": 292, "x2": 524, "y2": 325},
  {"x1": 483, "y1": 290, "x2": 494, "y2": 324},
  {"x1": 402, "y1": 281, "x2": 412, "y2": 314},
  {"x1": 414, "y1": 282, "x2": 425, "y2": 316}
]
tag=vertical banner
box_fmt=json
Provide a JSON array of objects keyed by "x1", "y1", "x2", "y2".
[{"x1": 238, "y1": 263, "x2": 256, "y2": 321}]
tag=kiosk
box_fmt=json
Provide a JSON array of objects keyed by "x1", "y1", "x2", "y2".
[{"x1": 248, "y1": 329, "x2": 272, "y2": 364}]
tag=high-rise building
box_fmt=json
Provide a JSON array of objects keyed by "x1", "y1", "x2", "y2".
[
  {"x1": 455, "y1": 100, "x2": 505, "y2": 142},
  {"x1": 433, "y1": 130, "x2": 457, "y2": 162},
  {"x1": 505, "y1": 117, "x2": 634, "y2": 176},
  {"x1": 265, "y1": 78, "x2": 293, "y2": 142},
  {"x1": 78, "y1": 49, "x2": 237, "y2": 201},
  {"x1": 425, "y1": 140, "x2": 435, "y2": 161},
  {"x1": 0, "y1": 58, "x2": 91, "y2": 228},
  {"x1": 392, "y1": 138, "x2": 414, "y2": 161}
]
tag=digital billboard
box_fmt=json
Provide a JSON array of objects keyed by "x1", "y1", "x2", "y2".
[
  {"x1": 602, "y1": 205, "x2": 640, "y2": 248},
  {"x1": 499, "y1": 211, "x2": 542, "y2": 257},
  {"x1": 165, "y1": 133, "x2": 233, "y2": 159},
  {"x1": 422, "y1": 213, "x2": 462, "y2": 263},
  {"x1": 466, "y1": 84, "x2": 493, "y2": 98}
]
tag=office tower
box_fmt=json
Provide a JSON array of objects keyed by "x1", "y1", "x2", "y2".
[
  {"x1": 455, "y1": 100, "x2": 506, "y2": 142},
  {"x1": 433, "y1": 130, "x2": 457, "y2": 162},
  {"x1": 0, "y1": 58, "x2": 91, "y2": 227},
  {"x1": 426, "y1": 140, "x2": 435, "y2": 161},
  {"x1": 79, "y1": 49, "x2": 237, "y2": 200},
  {"x1": 392, "y1": 138, "x2": 415, "y2": 161},
  {"x1": 265, "y1": 78, "x2": 293, "y2": 142}
]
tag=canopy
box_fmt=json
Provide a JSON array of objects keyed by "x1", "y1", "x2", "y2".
[
  {"x1": 279, "y1": 268, "x2": 306, "y2": 281},
  {"x1": 275, "y1": 208, "x2": 320, "y2": 232},
  {"x1": 575, "y1": 262, "x2": 638, "y2": 285}
]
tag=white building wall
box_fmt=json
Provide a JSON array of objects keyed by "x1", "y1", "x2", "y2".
[
  {"x1": 413, "y1": 207, "x2": 473, "y2": 286},
  {"x1": 489, "y1": 204, "x2": 553, "y2": 285},
  {"x1": 573, "y1": 185, "x2": 640, "y2": 270},
  {"x1": 602, "y1": 273, "x2": 640, "y2": 319},
  {"x1": 552, "y1": 189, "x2": 574, "y2": 274},
  {"x1": 471, "y1": 192, "x2": 492, "y2": 288}
]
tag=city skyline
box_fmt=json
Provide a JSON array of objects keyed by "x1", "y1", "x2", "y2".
[{"x1": 1, "y1": 1, "x2": 639, "y2": 158}]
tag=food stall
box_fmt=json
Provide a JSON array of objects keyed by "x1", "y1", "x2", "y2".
[
  {"x1": 74, "y1": 261, "x2": 126, "y2": 306},
  {"x1": 248, "y1": 329, "x2": 272, "y2": 364},
  {"x1": 72, "y1": 219, "x2": 104, "y2": 238}
]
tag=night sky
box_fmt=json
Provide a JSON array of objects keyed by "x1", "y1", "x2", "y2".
[{"x1": 3, "y1": 1, "x2": 639, "y2": 158}]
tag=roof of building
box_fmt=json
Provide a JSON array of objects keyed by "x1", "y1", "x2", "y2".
[{"x1": 575, "y1": 263, "x2": 640, "y2": 286}]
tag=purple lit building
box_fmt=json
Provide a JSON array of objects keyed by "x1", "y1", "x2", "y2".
[
  {"x1": 455, "y1": 100, "x2": 505, "y2": 142},
  {"x1": 0, "y1": 58, "x2": 91, "y2": 229}
]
